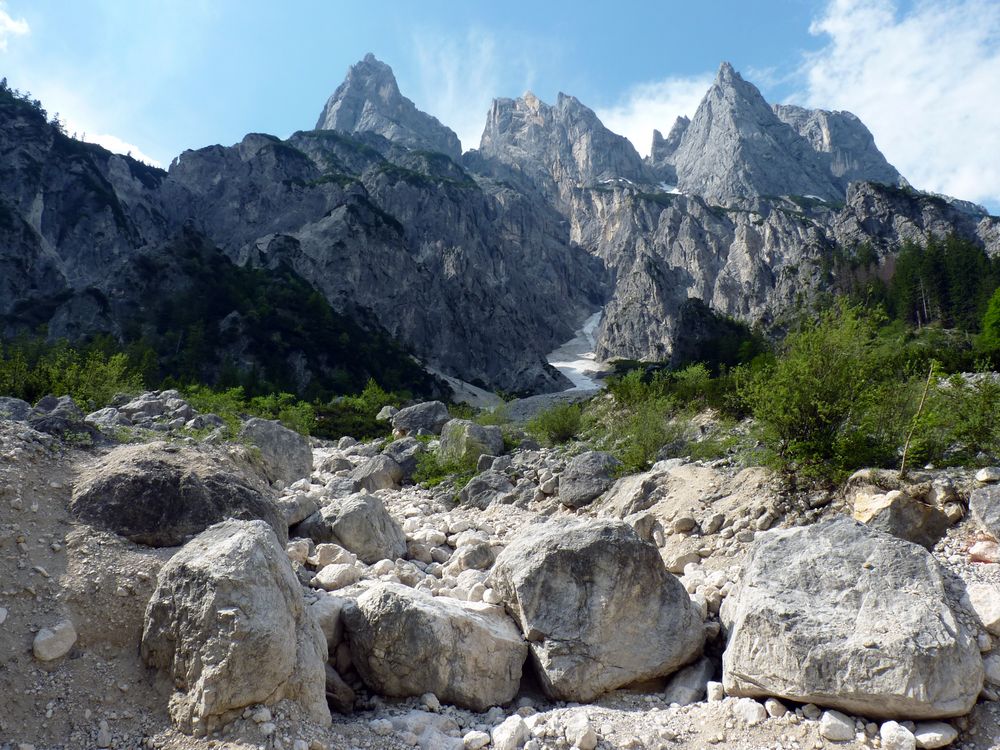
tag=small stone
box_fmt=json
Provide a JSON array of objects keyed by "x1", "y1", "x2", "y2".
[
  {"x1": 913, "y1": 721, "x2": 958, "y2": 749},
  {"x1": 801, "y1": 703, "x2": 822, "y2": 720},
  {"x1": 564, "y1": 714, "x2": 598, "y2": 750},
  {"x1": 0, "y1": 606, "x2": 7, "y2": 625},
  {"x1": 292, "y1": 741, "x2": 309, "y2": 750},
  {"x1": 706, "y1": 681, "x2": 724, "y2": 701},
  {"x1": 673, "y1": 516, "x2": 697, "y2": 533},
  {"x1": 733, "y1": 697, "x2": 767, "y2": 725},
  {"x1": 33, "y1": 620, "x2": 77, "y2": 661},
  {"x1": 252, "y1": 706, "x2": 272, "y2": 723},
  {"x1": 764, "y1": 697, "x2": 787, "y2": 718},
  {"x1": 966, "y1": 582, "x2": 1000, "y2": 636},
  {"x1": 96, "y1": 719, "x2": 112, "y2": 748},
  {"x1": 881, "y1": 720, "x2": 917, "y2": 750},
  {"x1": 370, "y1": 718, "x2": 393, "y2": 736},
  {"x1": 421, "y1": 692, "x2": 441, "y2": 712},
  {"x1": 492, "y1": 715, "x2": 529, "y2": 750},
  {"x1": 464, "y1": 730, "x2": 492, "y2": 750},
  {"x1": 970, "y1": 540, "x2": 1000, "y2": 563},
  {"x1": 976, "y1": 467, "x2": 1000, "y2": 483},
  {"x1": 820, "y1": 710, "x2": 856, "y2": 742}
]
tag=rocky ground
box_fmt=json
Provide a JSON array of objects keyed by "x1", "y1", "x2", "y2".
[{"x1": 2, "y1": 393, "x2": 1000, "y2": 750}]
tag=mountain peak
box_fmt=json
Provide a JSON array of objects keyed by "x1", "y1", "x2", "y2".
[
  {"x1": 716, "y1": 60, "x2": 739, "y2": 82},
  {"x1": 315, "y1": 54, "x2": 462, "y2": 159}
]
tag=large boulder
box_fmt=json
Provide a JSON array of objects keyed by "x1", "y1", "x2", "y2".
[
  {"x1": 438, "y1": 419, "x2": 504, "y2": 464},
  {"x1": 349, "y1": 454, "x2": 403, "y2": 492},
  {"x1": 343, "y1": 582, "x2": 527, "y2": 711},
  {"x1": 140, "y1": 520, "x2": 329, "y2": 734},
  {"x1": 70, "y1": 442, "x2": 286, "y2": 547},
  {"x1": 721, "y1": 517, "x2": 983, "y2": 719},
  {"x1": 391, "y1": 401, "x2": 450, "y2": 435},
  {"x1": 970, "y1": 485, "x2": 1000, "y2": 539},
  {"x1": 239, "y1": 418, "x2": 313, "y2": 485},
  {"x1": 382, "y1": 436, "x2": 425, "y2": 481},
  {"x1": 28, "y1": 394, "x2": 98, "y2": 439},
  {"x1": 294, "y1": 492, "x2": 406, "y2": 564},
  {"x1": 0, "y1": 396, "x2": 30, "y2": 421},
  {"x1": 458, "y1": 470, "x2": 514, "y2": 509},
  {"x1": 489, "y1": 518, "x2": 704, "y2": 701},
  {"x1": 559, "y1": 451, "x2": 621, "y2": 509}
]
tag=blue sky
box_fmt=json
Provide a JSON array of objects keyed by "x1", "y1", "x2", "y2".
[{"x1": 2, "y1": 0, "x2": 998, "y2": 211}]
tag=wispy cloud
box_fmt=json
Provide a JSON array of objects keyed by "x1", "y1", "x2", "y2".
[
  {"x1": 64, "y1": 120, "x2": 162, "y2": 168},
  {"x1": 596, "y1": 75, "x2": 713, "y2": 157},
  {"x1": 408, "y1": 27, "x2": 536, "y2": 153},
  {"x1": 800, "y1": 0, "x2": 1000, "y2": 208},
  {"x1": 0, "y1": 2, "x2": 29, "y2": 52}
]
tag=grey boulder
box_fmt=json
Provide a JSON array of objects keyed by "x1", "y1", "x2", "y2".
[
  {"x1": 349, "y1": 454, "x2": 403, "y2": 492},
  {"x1": 70, "y1": 442, "x2": 285, "y2": 547},
  {"x1": 381, "y1": 436, "x2": 425, "y2": 481},
  {"x1": 438, "y1": 419, "x2": 504, "y2": 464},
  {"x1": 559, "y1": 451, "x2": 621, "y2": 509},
  {"x1": 0, "y1": 396, "x2": 30, "y2": 421},
  {"x1": 343, "y1": 582, "x2": 527, "y2": 711},
  {"x1": 141, "y1": 520, "x2": 329, "y2": 734},
  {"x1": 489, "y1": 518, "x2": 704, "y2": 701},
  {"x1": 239, "y1": 418, "x2": 313, "y2": 485},
  {"x1": 721, "y1": 517, "x2": 983, "y2": 719},
  {"x1": 970, "y1": 485, "x2": 1000, "y2": 539},
  {"x1": 459, "y1": 470, "x2": 515, "y2": 509},
  {"x1": 391, "y1": 401, "x2": 451, "y2": 435},
  {"x1": 294, "y1": 492, "x2": 405, "y2": 564}
]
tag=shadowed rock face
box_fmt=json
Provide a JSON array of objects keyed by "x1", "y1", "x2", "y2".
[{"x1": 316, "y1": 53, "x2": 462, "y2": 160}]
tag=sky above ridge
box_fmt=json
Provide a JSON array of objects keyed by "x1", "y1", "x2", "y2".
[{"x1": 1, "y1": 0, "x2": 998, "y2": 211}]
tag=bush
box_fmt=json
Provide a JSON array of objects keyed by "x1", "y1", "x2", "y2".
[
  {"x1": 314, "y1": 379, "x2": 403, "y2": 441},
  {"x1": 736, "y1": 304, "x2": 890, "y2": 481},
  {"x1": 412, "y1": 449, "x2": 479, "y2": 489},
  {"x1": 614, "y1": 396, "x2": 677, "y2": 473},
  {"x1": 528, "y1": 402, "x2": 583, "y2": 445},
  {"x1": 0, "y1": 338, "x2": 144, "y2": 409},
  {"x1": 184, "y1": 385, "x2": 317, "y2": 436}
]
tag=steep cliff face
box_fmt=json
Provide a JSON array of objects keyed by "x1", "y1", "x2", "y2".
[
  {"x1": 565, "y1": 181, "x2": 1000, "y2": 362},
  {"x1": 316, "y1": 53, "x2": 462, "y2": 160},
  {"x1": 773, "y1": 104, "x2": 901, "y2": 188},
  {"x1": 475, "y1": 91, "x2": 648, "y2": 207},
  {"x1": 3, "y1": 57, "x2": 998, "y2": 394},
  {"x1": 669, "y1": 63, "x2": 844, "y2": 203},
  {"x1": 165, "y1": 127, "x2": 606, "y2": 393}
]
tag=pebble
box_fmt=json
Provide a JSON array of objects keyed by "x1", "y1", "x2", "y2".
[
  {"x1": 96, "y1": 720, "x2": 112, "y2": 748},
  {"x1": 492, "y1": 715, "x2": 529, "y2": 750},
  {"x1": 706, "y1": 681, "x2": 724, "y2": 701},
  {"x1": 563, "y1": 714, "x2": 598, "y2": 750},
  {"x1": 881, "y1": 720, "x2": 917, "y2": 750},
  {"x1": 32, "y1": 619, "x2": 77, "y2": 661},
  {"x1": 764, "y1": 697, "x2": 787, "y2": 718},
  {"x1": 463, "y1": 730, "x2": 491, "y2": 749},
  {"x1": 732, "y1": 697, "x2": 767, "y2": 726},
  {"x1": 819, "y1": 710, "x2": 855, "y2": 742},
  {"x1": 912, "y1": 721, "x2": 958, "y2": 749},
  {"x1": 0, "y1": 606, "x2": 7, "y2": 625},
  {"x1": 975, "y1": 467, "x2": 1000, "y2": 483},
  {"x1": 258, "y1": 722, "x2": 276, "y2": 736}
]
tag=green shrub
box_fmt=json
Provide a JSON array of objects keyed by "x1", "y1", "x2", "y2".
[
  {"x1": 0, "y1": 338, "x2": 144, "y2": 409},
  {"x1": 736, "y1": 303, "x2": 888, "y2": 480},
  {"x1": 412, "y1": 450, "x2": 479, "y2": 488},
  {"x1": 528, "y1": 402, "x2": 583, "y2": 445},
  {"x1": 314, "y1": 379, "x2": 403, "y2": 440},
  {"x1": 614, "y1": 396, "x2": 677, "y2": 473}
]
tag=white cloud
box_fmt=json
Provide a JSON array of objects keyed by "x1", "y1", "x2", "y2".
[
  {"x1": 801, "y1": 0, "x2": 1000, "y2": 209},
  {"x1": 0, "y1": 3, "x2": 29, "y2": 52},
  {"x1": 596, "y1": 75, "x2": 713, "y2": 158},
  {"x1": 408, "y1": 27, "x2": 536, "y2": 153},
  {"x1": 73, "y1": 129, "x2": 162, "y2": 168}
]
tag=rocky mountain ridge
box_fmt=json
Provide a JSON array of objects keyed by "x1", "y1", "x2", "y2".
[{"x1": 2, "y1": 55, "x2": 1000, "y2": 393}]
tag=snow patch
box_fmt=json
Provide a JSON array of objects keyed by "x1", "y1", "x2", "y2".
[{"x1": 547, "y1": 311, "x2": 610, "y2": 391}]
